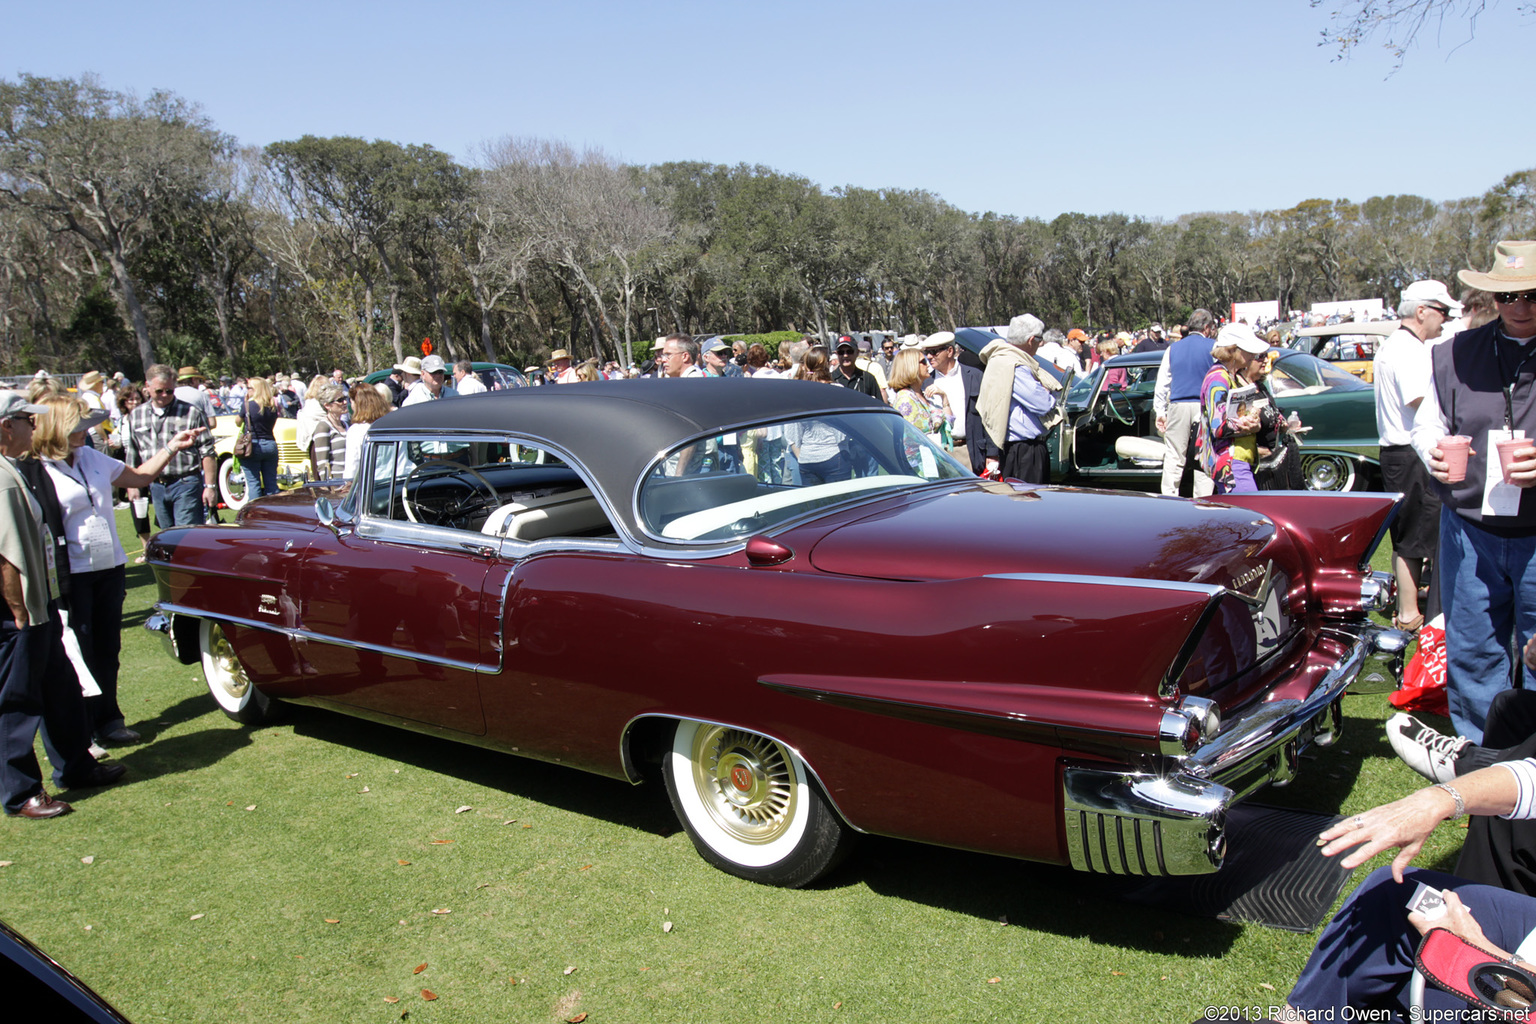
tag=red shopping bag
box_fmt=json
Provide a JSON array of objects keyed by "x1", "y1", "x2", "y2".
[{"x1": 1391, "y1": 614, "x2": 1448, "y2": 717}]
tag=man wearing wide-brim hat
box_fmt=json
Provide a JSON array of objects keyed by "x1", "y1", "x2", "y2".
[
  {"x1": 173, "y1": 365, "x2": 216, "y2": 423},
  {"x1": 1404, "y1": 240, "x2": 1536, "y2": 749},
  {"x1": 548, "y1": 349, "x2": 578, "y2": 385}
]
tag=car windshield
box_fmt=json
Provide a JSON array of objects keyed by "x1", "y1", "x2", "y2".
[
  {"x1": 481, "y1": 366, "x2": 528, "y2": 390},
  {"x1": 1269, "y1": 351, "x2": 1371, "y2": 395},
  {"x1": 638, "y1": 410, "x2": 969, "y2": 542}
]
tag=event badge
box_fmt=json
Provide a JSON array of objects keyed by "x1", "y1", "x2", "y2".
[
  {"x1": 41, "y1": 524, "x2": 59, "y2": 601},
  {"x1": 80, "y1": 513, "x2": 115, "y2": 572},
  {"x1": 1483, "y1": 428, "x2": 1527, "y2": 518}
]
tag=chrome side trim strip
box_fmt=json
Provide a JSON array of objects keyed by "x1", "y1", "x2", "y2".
[
  {"x1": 984, "y1": 572, "x2": 1225, "y2": 597},
  {"x1": 154, "y1": 602, "x2": 502, "y2": 676}
]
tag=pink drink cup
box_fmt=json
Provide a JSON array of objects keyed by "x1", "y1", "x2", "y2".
[
  {"x1": 1497, "y1": 437, "x2": 1529, "y2": 484},
  {"x1": 1439, "y1": 435, "x2": 1472, "y2": 483}
]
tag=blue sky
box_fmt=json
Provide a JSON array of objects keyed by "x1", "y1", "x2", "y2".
[{"x1": 2, "y1": 0, "x2": 1531, "y2": 220}]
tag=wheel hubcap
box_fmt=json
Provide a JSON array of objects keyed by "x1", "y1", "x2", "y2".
[
  {"x1": 691, "y1": 726, "x2": 797, "y2": 845},
  {"x1": 1304, "y1": 455, "x2": 1350, "y2": 491},
  {"x1": 210, "y1": 625, "x2": 250, "y2": 700}
]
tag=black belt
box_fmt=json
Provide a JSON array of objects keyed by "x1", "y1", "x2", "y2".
[{"x1": 159, "y1": 471, "x2": 203, "y2": 485}]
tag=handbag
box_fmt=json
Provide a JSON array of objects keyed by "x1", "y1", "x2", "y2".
[
  {"x1": 1415, "y1": 926, "x2": 1536, "y2": 1020},
  {"x1": 233, "y1": 401, "x2": 252, "y2": 458}
]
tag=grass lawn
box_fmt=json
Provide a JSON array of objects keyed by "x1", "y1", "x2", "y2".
[{"x1": 0, "y1": 510, "x2": 1456, "y2": 1023}]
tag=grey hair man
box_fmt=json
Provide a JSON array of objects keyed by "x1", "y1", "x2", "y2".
[
  {"x1": 659, "y1": 334, "x2": 705, "y2": 378},
  {"x1": 976, "y1": 314, "x2": 1060, "y2": 484}
]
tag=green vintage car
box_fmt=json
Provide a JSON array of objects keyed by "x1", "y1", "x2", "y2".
[{"x1": 1050, "y1": 348, "x2": 1378, "y2": 491}]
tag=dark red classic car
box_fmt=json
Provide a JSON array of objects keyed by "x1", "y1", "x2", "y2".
[{"x1": 147, "y1": 379, "x2": 1407, "y2": 887}]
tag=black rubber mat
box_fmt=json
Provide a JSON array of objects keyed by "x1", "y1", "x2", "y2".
[{"x1": 1102, "y1": 804, "x2": 1352, "y2": 932}]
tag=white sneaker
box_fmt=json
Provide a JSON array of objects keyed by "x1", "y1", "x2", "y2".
[{"x1": 1386, "y1": 712, "x2": 1468, "y2": 784}]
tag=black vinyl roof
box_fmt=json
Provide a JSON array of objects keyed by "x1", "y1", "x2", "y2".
[{"x1": 370, "y1": 378, "x2": 891, "y2": 536}]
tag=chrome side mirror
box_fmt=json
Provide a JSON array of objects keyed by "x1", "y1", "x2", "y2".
[{"x1": 315, "y1": 496, "x2": 352, "y2": 535}]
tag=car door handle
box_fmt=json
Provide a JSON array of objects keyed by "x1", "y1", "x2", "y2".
[{"x1": 460, "y1": 542, "x2": 497, "y2": 559}]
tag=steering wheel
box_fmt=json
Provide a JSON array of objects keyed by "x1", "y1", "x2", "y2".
[
  {"x1": 1103, "y1": 389, "x2": 1137, "y2": 426},
  {"x1": 402, "y1": 462, "x2": 501, "y2": 529}
]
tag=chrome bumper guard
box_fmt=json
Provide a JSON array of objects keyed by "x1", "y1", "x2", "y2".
[
  {"x1": 1063, "y1": 623, "x2": 1408, "y2": 876},
  {"x1": 144, "y1": 609, "x2": 181, "y2": 661}
]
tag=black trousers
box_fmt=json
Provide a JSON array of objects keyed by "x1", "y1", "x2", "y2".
[
  {"x1": 1000, "y1": 437, "x2": 1048, "y2": 485},
  {"x1": 1456, "y1": 688, "x2": 1536, "y2": 895},
  {"x1": 0, "y1": 614, "x2": 93, "y2": 812}
]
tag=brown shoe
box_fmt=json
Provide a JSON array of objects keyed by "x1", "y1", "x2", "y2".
[{"x1": 11, "y1": 791, "x2": 72, "y2": 819}]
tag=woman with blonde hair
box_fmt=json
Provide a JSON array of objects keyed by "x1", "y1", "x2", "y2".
[
  {"x1": 34, "y1": 395, "x2": 203, "y2": 744},
  {"x1": 237, "y1": 377, "x2": 280, "y2": 499},
  {"x1": 343, "y1": 382, "x2": 390, "y2": 483},
  {"x1": 577, "y1": 359, "x2": 601, "y2": 383},
  {"x1": 296, "y1": 374, "x2": 328, "y2": 475},
  {"x1": 889, "y1": 348, "x2": 948, "y2": 446}
]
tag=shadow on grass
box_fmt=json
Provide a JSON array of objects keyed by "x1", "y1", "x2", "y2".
[
  {"x1": 283, "y1": 703, "x2": 679, "y2": 837},
  {"x1": 839, "y1": 834, "x2": 1245, "y2": 954},
  {"x1": 277, "y1": 702, "x2": 1245, "y2": 951}
]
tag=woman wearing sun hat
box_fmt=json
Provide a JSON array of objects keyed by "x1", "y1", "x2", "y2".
[{"x1": 1406, "y1": 240, "x2": 1536, "y2": 744}]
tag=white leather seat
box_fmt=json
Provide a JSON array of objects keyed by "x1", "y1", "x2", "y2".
[{"x1": 1114, "y1": 436, "x2": 1166, "y2": 465}]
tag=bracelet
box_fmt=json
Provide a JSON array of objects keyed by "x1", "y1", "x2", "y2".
[{"x1": 1435, "y1": 782, "x2": 1467, "y2": 819}]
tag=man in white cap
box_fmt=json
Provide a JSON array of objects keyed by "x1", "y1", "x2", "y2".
[
  {"x1": 403, "y1": 354, "x2": 451, "y2": 406},
  {"x1": 977, "y1": 314, "x2": 1060, "y2": 484},
  {"x1": 1374, "y1": 280, "x2": 1460, "y2": 635}
]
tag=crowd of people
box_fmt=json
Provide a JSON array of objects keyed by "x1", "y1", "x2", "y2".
[{"x1": 14, "y1": 240, "x2": 1536, "y2": 1020}]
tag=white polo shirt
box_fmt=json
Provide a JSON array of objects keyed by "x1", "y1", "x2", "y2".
[{"x1": 1374, "y1": 326, "x2": 1433, "y2": 447}]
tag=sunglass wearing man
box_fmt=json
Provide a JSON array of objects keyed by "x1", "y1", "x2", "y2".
[{"x1": 1402, "y1": 242, "x2": 1536, "y2": 758}]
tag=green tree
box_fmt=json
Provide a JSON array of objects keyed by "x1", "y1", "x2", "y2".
[{"x1": 0, "y1": 74, "x2": 227, "y2": 373}]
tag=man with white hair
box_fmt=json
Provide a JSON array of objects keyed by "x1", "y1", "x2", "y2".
[
  {"x1": 1375, "y1": 280, "x2": 1459, "y2": 633},
  {"x1": 977, "y1": 314, "x2": 1060, "y2": 484}
]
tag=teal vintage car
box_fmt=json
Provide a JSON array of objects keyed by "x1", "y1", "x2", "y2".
[{"x1": 1049, "y1": 348, "x2": 1379, "y2": 491}]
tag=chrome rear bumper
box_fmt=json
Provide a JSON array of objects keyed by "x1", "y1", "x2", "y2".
[{"x1": 1062, "y1": 623, "x2": 1408, "y2": 876}]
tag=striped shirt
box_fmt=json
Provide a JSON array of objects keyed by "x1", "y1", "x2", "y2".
[
  {"x1": 121, "y1": 399, "x2": 215, "y2": 479},
  {"x1": 1501, "y1": 759, "x2": 1536, "y2": 820},
  {"x1": 312, "y1": 419, "x2": 348, "y2": 480}
]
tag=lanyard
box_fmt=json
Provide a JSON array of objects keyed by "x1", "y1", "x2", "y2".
[{"x1": 1497, "y1": 335, "x2": 1536, "y2": 431}]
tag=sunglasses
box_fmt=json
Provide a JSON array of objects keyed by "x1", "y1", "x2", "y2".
[
  {"x1": 1495, "y1": 290, "x2": 1536, "y2": 305},
  {"x1": 149, "y1": 388, "x2": 175, "y2": 395},
  {"x1": 1427, "y1": 305, "x2": 1452, "y2": 317},
  {"x1": 7, "y1": 413, "x2": 33, "y2": 425}
]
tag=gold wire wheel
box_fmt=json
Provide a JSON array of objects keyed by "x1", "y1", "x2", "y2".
[
  {"x1": 207, "y1": 623, "x2": 250, "y2": 703},
  {"x1": 690, "y1": 726, "x2": 799, "y2": 845}
]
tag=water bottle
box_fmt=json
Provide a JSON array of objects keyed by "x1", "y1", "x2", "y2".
[{"x1": 1287, "y1": 410, "x2": 1302, "y2": 432}]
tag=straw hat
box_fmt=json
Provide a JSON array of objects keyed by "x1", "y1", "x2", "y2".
[
  {"x1": 177, "y1": 365, "x2": 203, "y2": 382},
  {"x1": 549, "y1": 349, "x2": 572, "y2": 364},
  {"x1": 1458, "y1": 240, "x2": 1536, "y2": 292},
  {"x1": 79, "y1": 370, "x2": 104, "y2": 390},
  {"x1": 393, "y1": 356, "x2": 422, "y2": 376}
]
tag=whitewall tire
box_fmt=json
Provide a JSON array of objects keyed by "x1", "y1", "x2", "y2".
[
  {"x1": 662, "y1": 719, "x2": 853, "y2": 887},
  {"x1": 199, "y1": 618, "x2": 272, "y2": 724}
]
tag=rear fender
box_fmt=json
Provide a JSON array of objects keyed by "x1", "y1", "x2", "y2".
[{"x1": 1207, "y1": 491, "x2": 1398, "y2": 614}]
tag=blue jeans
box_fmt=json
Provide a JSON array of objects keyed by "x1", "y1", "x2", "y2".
[
  {"x1": 241, "y1": 437, "x2": 279, "y2": 498},
  {"x1": 151, "y1": 472, "x2": 206, "y2": 528},
  {"x1": 1440, "y1": 508, "x2": 1536, "y2": 743}
]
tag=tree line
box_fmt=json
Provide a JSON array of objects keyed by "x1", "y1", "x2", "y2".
[{"x1": 2, "y1": 73, "x2": 1533, "y2": 380}]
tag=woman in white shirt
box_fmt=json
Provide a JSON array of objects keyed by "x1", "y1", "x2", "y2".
[
  {"x1": 342, "y1": 383, "x2": 392, "y2": 483},
  {"x1": 34, "y1": 396, "x2": 203, "y2": 745}
]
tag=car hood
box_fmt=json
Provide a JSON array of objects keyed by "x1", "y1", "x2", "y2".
[{"x1": 809, "y1": 482, "x2": 1278, "y2": 591}]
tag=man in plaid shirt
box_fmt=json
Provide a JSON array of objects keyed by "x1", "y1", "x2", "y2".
[{"x1": 122, "y1": 364, "x2": 217, "y2": 527}]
